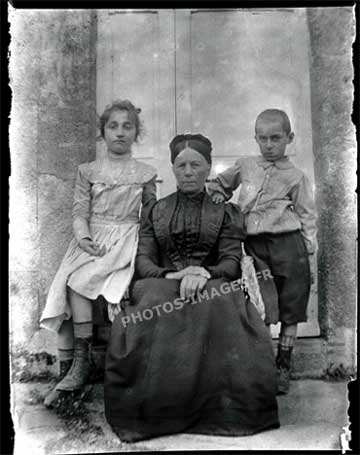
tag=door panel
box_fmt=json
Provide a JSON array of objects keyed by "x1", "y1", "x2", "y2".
[
  {"x1": 97, "y1": 9, "x2": 319, "y2": 337},
  {"x1": 175, "y1": 9, "x2": 319, "y2": 338},
  {"x1": 96, "y1": 10, "x2": 176, "y2": 196}
]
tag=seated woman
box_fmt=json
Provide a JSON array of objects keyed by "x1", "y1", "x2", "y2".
[{"x1": 105, "y1": 133, "x2": 279, "y2": 442}]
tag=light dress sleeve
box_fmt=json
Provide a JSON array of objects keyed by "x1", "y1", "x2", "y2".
[
  {"x1": 208, "y1": 159, "x2": 243, "y2": 201},
  {"x1": 72, "y1": 165, "x2": 92, "y2": 242},
  {"x1": 290, "y1": 173, "x2": 318, "y2": 254}
]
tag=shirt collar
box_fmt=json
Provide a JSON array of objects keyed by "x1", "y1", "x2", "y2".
[{"x1": 256, "y1": 156, "x2": 294, "y2": 170}]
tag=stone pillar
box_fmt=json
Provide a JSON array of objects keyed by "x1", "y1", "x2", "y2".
[
  {"x1": 9, "y1": 9, "x2": 97, "y2": 379},
  {"x1": 307, "y1": 7, "x2": 356, "y2": 373}
]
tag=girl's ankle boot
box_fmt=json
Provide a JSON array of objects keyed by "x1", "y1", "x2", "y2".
[
  {"x1": 44, "y1": 359, "x2": 73, "y2": 408},
  {"x1": 56, "y1": 338, "x2": 92, "y2": 392}
]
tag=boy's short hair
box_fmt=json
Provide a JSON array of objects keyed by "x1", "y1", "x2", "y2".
[{"x1": 255, "y1": 109, "x2": 292, "y2": 135}]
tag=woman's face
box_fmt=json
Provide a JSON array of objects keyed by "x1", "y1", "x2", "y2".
[
  {"x1": 172, "y1": 148, "x2": 211, "y2": 195},
  {"x1": 104, "y1": 109, "x2": 137, "y2": 156}
]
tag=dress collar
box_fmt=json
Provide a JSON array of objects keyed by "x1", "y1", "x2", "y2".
[
  {"x1": 177, "y1": 188, "x2": 206, "y2": 203},
  {"x1": 256, "y1": 156, "x2": 294, "y2": 170}
]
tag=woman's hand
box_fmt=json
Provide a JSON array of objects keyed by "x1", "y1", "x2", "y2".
[
  {"x1": 165, "y1": 266, "x2": 210, "y2": 280},
  {"x1": 180, "y1": 274, "x2": 208, "y2": 301},
  {"x1": 212, "y1": 192, "x2": 226, "y2": 204},
  {"x1": 79, "y1": 238, "x2": 106, "y2": 257}
]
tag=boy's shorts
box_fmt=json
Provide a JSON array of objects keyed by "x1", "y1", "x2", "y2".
[{"x1": 245, "y1": 230, "x2": 311, "y2": 325}]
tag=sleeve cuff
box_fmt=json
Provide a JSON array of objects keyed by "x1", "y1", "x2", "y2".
[
  {"x1": 73, "y1": 217, "x2": 91, "y2": 243},
  {"x1": 159, "y1": 268, "x2": 177, "y2": 278}
]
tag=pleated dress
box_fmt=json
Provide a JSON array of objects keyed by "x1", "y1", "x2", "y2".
[{"x1": 40, "y1": 156, "x2": 157, "y2": 332}]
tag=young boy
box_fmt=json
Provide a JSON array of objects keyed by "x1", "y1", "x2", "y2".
[{"x1": 208, "y1": 109, "x2": 317, "y2": 394}]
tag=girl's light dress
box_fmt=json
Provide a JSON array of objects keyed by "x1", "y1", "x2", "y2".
[{"x1": 40, "y1": 156, "x2": 157, "y2": 332}]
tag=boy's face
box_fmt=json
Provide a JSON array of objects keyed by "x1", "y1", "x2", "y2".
[{"x1": 255, "y1": 119, "x2": 294, "y2": 162}]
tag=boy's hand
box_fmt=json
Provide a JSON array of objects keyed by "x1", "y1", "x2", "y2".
[
  {"x1": 212, "y1": 192, "x2": 226, "y2": 204},
  {"x1": 79, "y1": 238, "x2": 106, "y2": 257}
]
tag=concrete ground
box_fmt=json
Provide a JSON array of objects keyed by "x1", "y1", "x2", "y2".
[{"x1": 11, "y1": 379, "x2": 349, "y2": 454}]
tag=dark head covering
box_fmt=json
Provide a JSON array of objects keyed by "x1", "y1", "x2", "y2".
[{"x1": 169, "y1": 133, "x2": 212, "y2": 164}]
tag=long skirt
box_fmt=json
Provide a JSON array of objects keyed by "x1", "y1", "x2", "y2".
[{"x1": 105, "y1": 277, "x2": 279, "y2": 442}]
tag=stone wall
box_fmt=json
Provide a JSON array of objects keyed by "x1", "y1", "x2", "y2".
[
  {"x1": 307, "y1": 7, "x2": 356, "y2": 374},
  {"x1": 9, "y1": 9, "x2": 97, "y2": 378}
]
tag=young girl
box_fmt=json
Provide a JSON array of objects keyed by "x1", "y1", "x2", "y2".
[{"x1": 40, "y1": 100, "x2": 157, "y2": 406}]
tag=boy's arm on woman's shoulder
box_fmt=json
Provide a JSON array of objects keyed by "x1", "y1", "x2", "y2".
[
  {"x1": 72, "y1": 164, "x2": 92, "y2": 242},
  {"x1": 207, "y1": 158, "x2": 243, "y2": 201},
  {"x1": 290, "y1": 173, "x2": 318, "y2": 254}
]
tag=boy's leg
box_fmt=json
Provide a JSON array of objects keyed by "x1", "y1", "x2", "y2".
[
  {"x1": 56, "y1": 288, "x2": 93, "y2": 391},
  {"x1": 244, "y1": 236, "x2": 279, "y2": 324},
  {"x1": 269, "y1": 231, "x2": 311, "y2": 394},
  {"x1": 276, "y1": 323, "x2": 297, "y2": 394}
]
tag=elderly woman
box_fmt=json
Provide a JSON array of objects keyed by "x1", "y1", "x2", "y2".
[{"x1": 105, "y1": 134, "x2": 279, "y2": 442}]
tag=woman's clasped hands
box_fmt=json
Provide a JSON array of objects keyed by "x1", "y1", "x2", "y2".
[{"x1": 165, "y1": 266, "x2": 210, "y2": 301}]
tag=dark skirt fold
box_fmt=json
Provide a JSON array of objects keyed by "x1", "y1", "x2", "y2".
[{"x1": 105, "y1": 278, "x2": 279, "y2": 442}]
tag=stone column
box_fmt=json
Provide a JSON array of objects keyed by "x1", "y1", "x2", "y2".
[
  {"x1": 9, "y1": 9, "x2": 97, "y2": 378},
  {"x1": 307, "y1": 7, "x2": 356, "y2": 373}
]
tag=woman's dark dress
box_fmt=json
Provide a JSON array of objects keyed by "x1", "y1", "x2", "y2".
[{"x1": 105, "y1": 190, "x2": 279, "y2": 442}]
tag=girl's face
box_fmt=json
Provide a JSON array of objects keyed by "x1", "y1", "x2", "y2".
[{"x1": 104, "y1": 109, "x2": 137, "y2": 157}]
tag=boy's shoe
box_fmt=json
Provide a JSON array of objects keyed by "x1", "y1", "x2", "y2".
[
  {"x1": 276, "y1": 346, "x2": 292, "y2": 395},
  {"x1": 276, "y1": 366, "x2": 290, "y2": 395}
]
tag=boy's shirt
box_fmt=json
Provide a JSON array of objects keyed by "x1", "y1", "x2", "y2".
[{"x1": 208, "y1": 155, "x2": 317, "y2": 254}]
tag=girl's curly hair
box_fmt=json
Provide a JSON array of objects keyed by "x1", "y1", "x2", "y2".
[{"x1": 99, "y1": 99, "x2": 144, "y2": 141}]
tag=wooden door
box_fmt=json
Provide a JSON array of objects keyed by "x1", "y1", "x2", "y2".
[
  {"x1": 97, "y1": 8, "x2": 319, "y2": 337},
  {"x1": 96, "y1": 10, "x2": 176, "y2": 196}
]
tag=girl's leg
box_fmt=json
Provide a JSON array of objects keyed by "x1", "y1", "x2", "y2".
[
  {"x1": 58, "y1": 319, "x2": 75, "y2": 370},
  {"x1": 56, "y1": 288, "x2": 93, "y2": 391},
  {"x1": 44, "y1": 320, "x2": 75, "y2": 407},
  {"x1": 276, "y1": 322, "x2": 297, "y2": 394}
]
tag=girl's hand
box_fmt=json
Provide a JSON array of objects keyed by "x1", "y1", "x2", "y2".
[
  {"x1": 79, "y1": 238, "x2": 106, "y2": 257},
  {"x1": 212, "y1": 192, "x2": 226, "y2": 204}
]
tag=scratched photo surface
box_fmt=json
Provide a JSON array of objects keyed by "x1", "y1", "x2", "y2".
[{"x1": 9, "y1": 7, "x2": 356, "y2": 454}]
